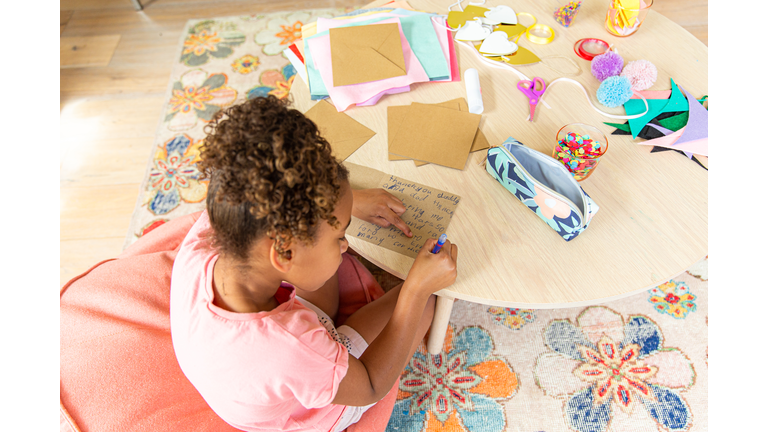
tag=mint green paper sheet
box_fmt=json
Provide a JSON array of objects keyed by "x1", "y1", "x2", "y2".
[
  {"x1": 624, "y1": 79, "x2": 689, "y2": 139},
  {"x1": 396, "y1": 14, "x2": 450, "y2": 81}
]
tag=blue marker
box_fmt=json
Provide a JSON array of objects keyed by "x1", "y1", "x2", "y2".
[{"x1": 431, "y1": 234, "x2": 448, "y2": 254}]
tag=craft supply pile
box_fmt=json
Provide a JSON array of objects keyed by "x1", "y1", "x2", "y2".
[
  {"x1": 447, "y1": 4, "x2": 551, "y2": 66},
  {"x1": 285, "y1": 6, "x2": 459, "y2": 112},
  {"x1": 284, "y1": 0, "x2": 707, "y2": 243}
]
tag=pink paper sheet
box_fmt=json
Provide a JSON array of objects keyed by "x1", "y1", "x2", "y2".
[
  {"x1": 637, "y1": 127, "x2": 708, "y2": 156},
  {"x1": 309, "y1": 18, "x2": 429, "y2": 111},
  {"x1": 357, "y1": 85, "x2": 411, "y2": 106},
  {"x1": 631, "y1": 90, "x2": 671, "y2": 100},
  {"x1": 446, "y1": 23, "x2": 459, "y2": 82},
  {"x1": 434, "y1": 16, "x2": 459, "y2": 82}
]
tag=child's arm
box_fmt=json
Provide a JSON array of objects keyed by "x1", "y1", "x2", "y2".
[{"x1": 331, "y1": 238, "x2": 458, "y2": 406}]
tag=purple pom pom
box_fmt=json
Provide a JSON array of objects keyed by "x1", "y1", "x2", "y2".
[{"x1": 591, "y1": 51, "x2": 624, "y2": 82}]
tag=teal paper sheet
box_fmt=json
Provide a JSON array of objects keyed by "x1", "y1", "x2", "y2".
[{"x1": 623, "y1": 79, "x2": 689, "y2": 139}]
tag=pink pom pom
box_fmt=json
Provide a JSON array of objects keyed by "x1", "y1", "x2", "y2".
[
  {"x1": 591, "y1": 51, "x2": 624, "y2": 82},
  {"x1": 621, "y1": 60, "x2": 658, "y2": 91}
]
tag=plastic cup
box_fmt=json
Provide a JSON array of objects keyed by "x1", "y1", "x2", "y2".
[
  {"x1": 553, "y1": 124, "x2": 608, "y2": 181},
  {"x1": 604, "y1": 0, "x2": 653, "y2": 37}
]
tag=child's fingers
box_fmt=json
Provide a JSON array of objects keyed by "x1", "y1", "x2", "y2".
[
  {"x1": 437, "y1": 239, "x2": 452, "y2": 255},
  {"x1": 385, "y1": 195, "x2": 407, "y2": 216},
  {"x1": 441, "y1": 240, "x2": 458, "y2": 264},
  {"x1": 383, "y1": 211, "x2": 412, "y2": 237},
  {"x1": 419, "y1": 238, "x2": 438, "y2": 255},
  {"x1": 450, "y1": 242, "x2": 459, "y2": 262}
]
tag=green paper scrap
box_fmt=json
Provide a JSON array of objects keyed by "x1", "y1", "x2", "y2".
[
  {"x1": 605, "y1": 122, "x2": 631, "y2": 132},
  {"x1": 657, "y1": 112, "x2": 689, "y2": 132},
  {"x1": 624, "y1": 79, "x2": 689, "y2": 139},
  {"x1": 608, "y1": 96, "x2": 708, "y2": 136},
  {"x1": 606, "y1": 113, "x2": 690, "y2": 135}
]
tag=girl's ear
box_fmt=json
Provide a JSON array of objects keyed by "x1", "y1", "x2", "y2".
[{"x1": 268, "y1": 241, "x2": 293, "y2": 274}]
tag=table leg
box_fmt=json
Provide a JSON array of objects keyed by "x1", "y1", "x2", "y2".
[
  {"x1": 130, "y1": 0, "x2": 143, "y2": 11},
  {"x1": 426, "y1": 295, "x2": 454, "y2": 354}
]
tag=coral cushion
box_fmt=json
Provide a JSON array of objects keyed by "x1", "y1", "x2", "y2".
[{"x1": 60, "y1": 211, "x2": 397, "y2": 432}]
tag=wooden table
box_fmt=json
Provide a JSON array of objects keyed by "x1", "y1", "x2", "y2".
[{"x1": 290, "y1": 0, "x2": 708, "y2": 353}]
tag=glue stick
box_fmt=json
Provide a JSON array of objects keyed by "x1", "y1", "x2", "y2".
[{"x1": 464, "y1": 68, "x2": 483, "y2": 114}]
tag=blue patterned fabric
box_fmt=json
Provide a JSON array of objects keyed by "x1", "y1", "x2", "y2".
[{"x1": 485, "y1": 137, "x2": 598, "y2": 241}]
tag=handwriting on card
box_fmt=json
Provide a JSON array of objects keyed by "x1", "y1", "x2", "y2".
[{"x1": 348, "y1": 174, "x2": 461, "y2": 258}]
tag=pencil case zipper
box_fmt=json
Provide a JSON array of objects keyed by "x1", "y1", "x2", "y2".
[{"x1": 493, "y1": 144, "x2": 586, "y2": 222}]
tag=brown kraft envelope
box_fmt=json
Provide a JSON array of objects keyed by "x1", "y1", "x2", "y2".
[
  {"x1": 304, "y1": 99, "x2": 376, "y2": 161},
  {"x1": 329, "y1": 23, "x2": 407, "y2": 87},
  {"x1": 388, "y1": 103, "x2": 481, "y2": 170},
  {"x1": 388, "y1": 98, "x2": 489, "y2": 166}
]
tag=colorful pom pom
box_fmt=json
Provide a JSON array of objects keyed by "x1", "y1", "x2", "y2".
[
  {"x1": 591, "y1": 51, "x2": 624, "y2": 82},
  {"x1": 621, "y1": 59, "x2": 658, "y2": 91},
  {"x1": 597, "y1": 76, "x2": 633, "y2": 108}
]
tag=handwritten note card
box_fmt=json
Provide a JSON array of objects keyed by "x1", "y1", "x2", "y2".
[{"x1": 344, "y1": 163, "x2": 461, "y2": 258}]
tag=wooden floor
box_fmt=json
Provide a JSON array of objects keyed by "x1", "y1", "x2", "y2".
[{"x1": 59, "y1": 0, "x2": 708, "y2": 287}]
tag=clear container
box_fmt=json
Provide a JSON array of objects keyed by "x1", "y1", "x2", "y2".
[
  {"x1": 553, "y1": 123, "x2": 609, "y2": 181},
  {"x1": 604, "y1": 0, "x2": 653, "y2": 37}
]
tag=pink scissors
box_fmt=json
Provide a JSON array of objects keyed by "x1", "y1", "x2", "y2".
[{"x1": 517, "y1": 77, "x2": 546, "y2": 121}]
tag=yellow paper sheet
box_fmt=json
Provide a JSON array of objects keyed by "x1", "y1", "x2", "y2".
[
  {"x1": 476, "y1": 43, "x2": 540, "y2": 65},
  {"x1": 329, "y1": 23, "x2": 407, "y2": 86},
  {"x1": 617, "y1": 0, "x2": 640, "y2": 27},
  {"x1": 496, "y1": 24, "x2": 527, "y2": 42},
  {"x1": 388, "y1": 103, "x2": 481, "y2": 170},
  {"x1": 344, "y1": 162, "x2": 461, "y2": 258},
  {"x1": 304, "y1": 100, "x2": 376, "y2": 161},
  {"x1": 447, "y1": 5, "x2": 490, "y2": 29}
]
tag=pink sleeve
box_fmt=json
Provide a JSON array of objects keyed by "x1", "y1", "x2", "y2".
[{"x1": 272, "y1": 310, "x2": 350, "y2": 409}]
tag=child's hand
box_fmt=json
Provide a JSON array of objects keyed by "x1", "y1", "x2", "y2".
[
  {"x1": 403, "y1": 237, "x2": 458, "y2": 297},
  {"x1": 351, "y1": 189, "x2": 413, "y2": 237}
]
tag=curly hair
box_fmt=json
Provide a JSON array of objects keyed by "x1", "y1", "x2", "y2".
[{"x1": 198, "y1": 95, "x2": 349, "y2": 262}]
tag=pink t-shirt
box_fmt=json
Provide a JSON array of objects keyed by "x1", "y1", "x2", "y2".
[{"x1": 170, "y1": 211, "x2": 349, "y2": 432}]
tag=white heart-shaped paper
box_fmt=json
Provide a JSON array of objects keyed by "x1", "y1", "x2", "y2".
[
  {"x1": 544, "y1": 198, "x2": 557, "y2": 209},
  {"x1": 484, "y1": 5, "x2": 517, "y2": 25},
  {"x1": 455, "y1": 20, "x2": 491, "y2": 41},
  {"x1": 478, "y1": 17, "x2": 501, "y2": 25},
  {"x1": 479, "y1": 31, "x2": 518, "y2": 55}
]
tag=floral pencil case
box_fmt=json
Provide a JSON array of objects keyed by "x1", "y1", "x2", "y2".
[{"x1": 484, "y1": 137, "x2": 599, "y2": 241}]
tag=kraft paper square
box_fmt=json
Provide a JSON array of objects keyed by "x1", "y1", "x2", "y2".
[
  {"x1": 304, "y1": 99, "x2": 376, "y2": 161},
  {"x1": 388, "y1": 98, "x2": 488, "y2": 166},
  {"x1": 388, "y1": 103, "x2": 481, "y2": 170},
  {"x1": 329, "y1": 23, "x2": 407, "y2": 86}
]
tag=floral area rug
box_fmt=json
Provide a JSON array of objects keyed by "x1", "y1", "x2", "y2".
[
  {"x1": 384, "y1": 259, "x2": 707, "y2": 432},
  {"x1": 125, "y1": 11, "x2": 708, "y2": 432},
  {"x1": 125, "y1": 9, "x2": 349, "y2": 246}
]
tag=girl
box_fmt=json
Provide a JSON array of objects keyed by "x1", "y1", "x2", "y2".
[{"x1": 170, "y1": 95, "x2": 459, "y2": 432}]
